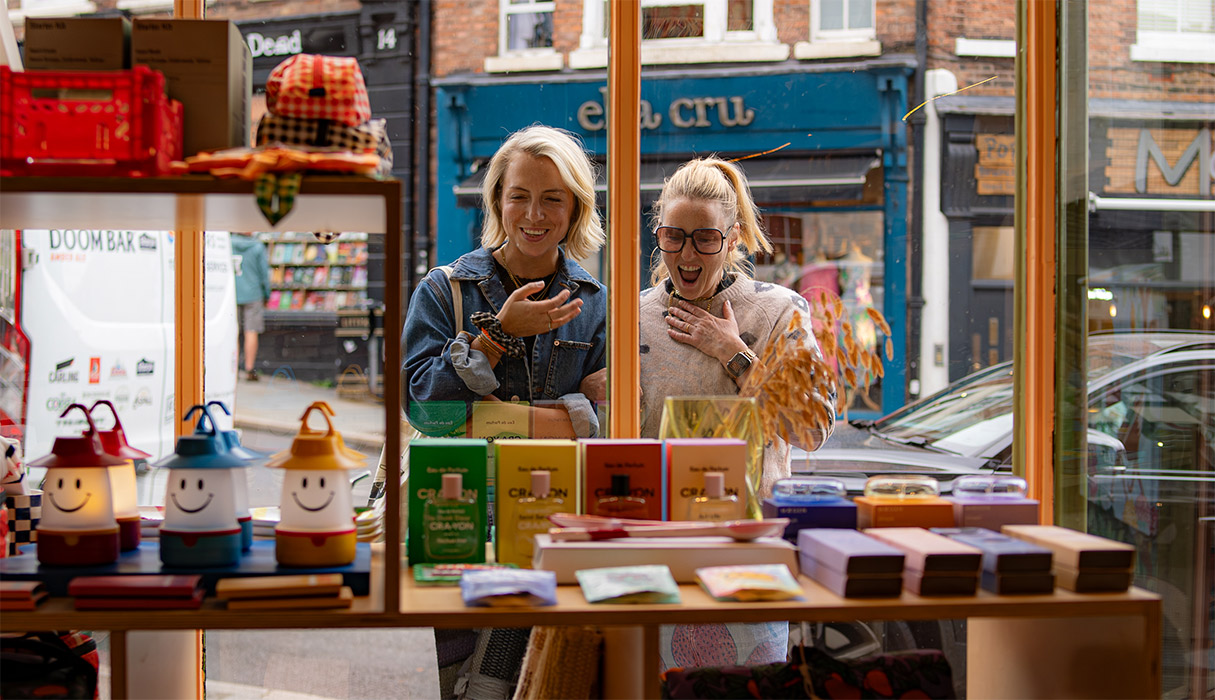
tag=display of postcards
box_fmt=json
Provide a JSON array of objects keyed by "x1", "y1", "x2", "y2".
[
  {"x1": 348, "y1": 243, "x2": 367, "y2": 264},
  {"x1": 289, "y1": 291, "x2": 306, "y2": 310},
  {"x1": 303, "y1": 292, "x2": 324, "y2": 311},
  {"x1": 303, "y1": 244, "x2": 320, "y2": 263},
  {"x1": 313, "y1": 267, "x2": 328, "y2": 286},
  {"x1": 329, "y1": 267, "x2": 350, "y2": 286},
  {"x1": 270, "y1": 244, "x2": 287, "y2": 263},
  {"x1": 268, "y1": 291, "x2": 282, "y2": 309},
  {"x1": 335, "y1": 292, "x2": 350, "y2": 308},
  {"x1": 325, "y1": 245, "x2": 340, "y2": 263},
  {"x1": 291, "y1": 244, "x2": 306, "y2": 263},
  {"x1": 283, "y1": 267, "x2": 296, "y2": 285},
  {"x1": 271, "y1": 267, "x2": 284, "y2": 285},
  {"x1": 352, "y1": 267, "x2": 367, "y2": 287}
]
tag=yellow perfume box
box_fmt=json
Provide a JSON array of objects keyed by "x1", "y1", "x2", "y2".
[
  {"x1": 494, "y1": 439, "x2": 580, "y2": 567},
  {"x1": 665, "y1": 438, "x2": 747, "y2": 522}
]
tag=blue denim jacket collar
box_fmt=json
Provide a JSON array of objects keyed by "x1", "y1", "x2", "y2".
[{"x1": 446, "y1": 246, "x2": 602, "y2": 296}]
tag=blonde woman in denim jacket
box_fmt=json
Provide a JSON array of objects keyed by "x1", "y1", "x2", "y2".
[{"x1": 404, "y1": 125, "x2": 608, "y2": 439}]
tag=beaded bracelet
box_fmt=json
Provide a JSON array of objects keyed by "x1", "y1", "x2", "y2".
[{"x1": 470, "y1": 311, "x2": 526, "y2": 358}]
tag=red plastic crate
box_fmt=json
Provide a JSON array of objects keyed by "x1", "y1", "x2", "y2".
[{"x1": 0, "y1": 65, "x2": 183, "y2": 177}]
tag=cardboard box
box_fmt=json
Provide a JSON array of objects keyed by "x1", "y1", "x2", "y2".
[
  {"x1": 131, "y1": 19, "x2": 251, "y2": 157},
  {"x1": 797, "y1": 528, "x2": 905, "y2": 575},
  {"x1": 1001, "y1": 524, "x2": 1135, "y2": 570},
  {"x1": 533, "y1": 534, "x2": 798, "y2": 584},
  {"x1": 406, "y1": 438, "x2": 488, "y2": 565},
  {"x1": 665, "y1": 438, "x2": 747, "y2": 521},
  {"x1": 863, "y1": 527, "x2": 982, "y2": 574},
  {"x1": 494, "y1": 440, "x2": 580, "y2": 567},
  {"x1": 855, "y1": 496, "x2": 956, "y2": 529},
  {"x1": 931, "y1": 527, "x2": 1053, "y2": 574},
  {"x1": 581, "y1": 439, "x2": 664, "y2": 520},
  {"x1": 980, "y1": 570, "x2": 1056, "y2": 595},
  {"x1": 24, "y1": 17, "x2": 130, "y2": 71}
]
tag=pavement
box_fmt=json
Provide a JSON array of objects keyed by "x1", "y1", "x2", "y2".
[{"x1": 231, "y1": 374, "x2": 389, "y2": 453}]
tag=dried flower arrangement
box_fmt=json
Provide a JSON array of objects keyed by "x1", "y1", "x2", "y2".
[{"x1": 738, "y1": 288, "x2": 892, "y2": 450}]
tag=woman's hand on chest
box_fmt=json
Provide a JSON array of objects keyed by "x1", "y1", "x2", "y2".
[{"x1": 666, "y1": 299, "x2": 749, "y2": 366}]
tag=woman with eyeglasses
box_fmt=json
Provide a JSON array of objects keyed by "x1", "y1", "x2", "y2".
[
  {"x1": 640, "y1": 156, "x2": 834, "y2": 497},
  {"x1": 640, "y1": 156, "x2": 836, "y2": 672}
]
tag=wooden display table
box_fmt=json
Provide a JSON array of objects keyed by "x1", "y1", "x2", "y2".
[{"x1": 2, "y1": 552, "x2": 1161, "y2": 700}]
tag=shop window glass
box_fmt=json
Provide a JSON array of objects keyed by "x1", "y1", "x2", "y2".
[
  {"x1": 812, "y1": 0, "x2": 875, "y2": 39},
  {"x1": 971, "y1": 226, "x2": 1015, "y2": 281},
  {"x1": 1083, "y1": 0, "x2": 1215, "y2": 694}
]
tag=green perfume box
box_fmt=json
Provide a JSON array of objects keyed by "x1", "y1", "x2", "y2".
[{"x1": 407, "y1": 438, "x2": 489, "y2": 565}]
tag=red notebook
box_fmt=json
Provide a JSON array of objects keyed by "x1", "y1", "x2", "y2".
[
  {"x1": 69, "y1": 575, "x2": 203, "y2": 598},
  {"x1": 74, "y1": 588, "x2": 205, "y2": 610}
]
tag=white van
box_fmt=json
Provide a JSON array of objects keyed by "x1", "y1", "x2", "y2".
[{"x1": 16, "y1": 230, "x2": 238, "y2": 466}]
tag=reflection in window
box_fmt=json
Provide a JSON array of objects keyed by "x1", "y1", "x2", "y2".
[
  {"x1": 597, "y1": 0, "x2": 765, "y2": 41},
  {"x1": 1132, "y1": 0, "x2": 1215, "y2": 61},
  {"x1": 814, "y1": 0, "x2": 875, "y2": 37},
  {"x1": 502, "y1": 0, "x2": 555, "y2": 52}
]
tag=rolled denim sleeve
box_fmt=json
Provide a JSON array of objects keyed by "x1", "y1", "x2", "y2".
[
  {"x1": 559, "y1": 393, "x2": 599, "y2": 438},
  {"x1": 450, "y1": 334, "x2": 500, "y2": 396}
]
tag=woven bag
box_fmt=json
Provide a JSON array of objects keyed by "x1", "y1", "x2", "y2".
[{"x1": 266, "y1": 54, "x2": 371, "y2": 127}]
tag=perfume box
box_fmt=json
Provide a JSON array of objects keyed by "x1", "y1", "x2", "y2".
[
  {"x1": 532, "y1": 534, "x2": 798, "y2": 584},
  {"x1": 1051, "y1": 563, "x2": 1133, "y2": 593},
  {"x1": 1001, "y1": 524, "x2": 1136, "y2": 570},
  {"x1": 665, "y1": 438, "x2": 748, "y2": 522},
  {"x1": 494, "y1": 440, "x2": 580, "y2": 567},
  {"x1": 797, "y1": 529, "x2": 905, "y2": 598},
  {"x1": 980, "y1": 570, "x2": 1056, "y2": 595},
  {"x1": 581, "y1": 439, "x2": 663, "y2": 520},
  {"x1": 901, "y1": 568, "x2": 979, "y2": 596},
  {"x1": 408, "y1": 400, "x2": 468, "y2": 438},
  {"x1": 762, "y1": 498, "x2": 857, "y2": 541},
  {"x1": 931, "y1": 527, "x2": 1053, "y2": 574},
  {"x1": 945, "y1": 496, "x2": 1040, "y2": 531},
  {"x1": 406, "y1": 438, "x2": 488, "y2": 565},
  {"x1": 854, "y1": 496, "x2": 956, "y2": 529},
  {"x1": 863, "y1": 528, "x2": 982, "y2": 575},
  {"x1": 469, "y1": 401, "x2": 530, "y2": 440}
]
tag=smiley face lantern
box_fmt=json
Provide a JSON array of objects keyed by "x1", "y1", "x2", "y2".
[
  {"x1": 153, "y1": 404, "x2": 249, "y2": 568},
  {"x1": 265, "y1": 402, "x2": 364, "y2": 567},
  {"x1": 28, "y1": 404, "x2": 126, "y2": 566},
  {"x1": 90, "y1": 400, "x2": 150, "y2": 551},
  {"x1": 201, "y1": 400, "x2": 265, "y2": 552}
]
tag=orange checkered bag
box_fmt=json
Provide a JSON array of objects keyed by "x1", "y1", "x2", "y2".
[{"x1": 265, "y1": 54, "x2": 371, "y2": 127}]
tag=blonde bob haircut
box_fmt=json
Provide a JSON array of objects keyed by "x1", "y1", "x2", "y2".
[
  {"x1": 480, "y1": 125, "x2": 605, "y2": 261},
  {"x1": 648, "y1": 156, "x2": 773, "y2": 286}
]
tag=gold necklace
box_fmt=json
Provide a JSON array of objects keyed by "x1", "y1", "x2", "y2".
[{"x1": 497, "y1": 248, "x2": 557, "y2": 301}]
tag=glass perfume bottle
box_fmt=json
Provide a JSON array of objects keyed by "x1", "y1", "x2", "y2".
[
  {"x1": 863, "y1": 474, "x2": 940, "y2": 500},
  {"x1": 687, "y1": 472, "x2": 742, "y2": 521},
  {"x1": 770, "y1": 476, "x2": 848, "y2": 504},
  {"x1": 423, "y1": 472, "x2": 481, "y2": 561},
  {"x1": 515, "y1": 470, "x2": 565, "y2": 566},
  {"x1": 951, "y1": 474, "x2": 1028, "y2": 499},
  {"x1": 595, "y1": 473, "x2": 649, "y2": 518}
]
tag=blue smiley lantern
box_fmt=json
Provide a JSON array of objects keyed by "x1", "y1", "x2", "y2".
[
  {"x1": 265, "y1": 402, "x2": 364, "y2": 567},
  {"x1": 28, "y1": 404, "x2": 126, "y2": 566},
  {"x1": 153, "y1": 404, "x2": 247, "y2": 568},
  {"x1": 91, "y1": 400, "x2": 151, "y2": 551},
  {"x1": 200, "y1": 401, "x2": 265, "y2": 551}
]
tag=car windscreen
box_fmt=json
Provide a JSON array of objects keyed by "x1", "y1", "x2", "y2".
[{"x1": 872, "y1": 363, "x2": 1015, "y2": 451}]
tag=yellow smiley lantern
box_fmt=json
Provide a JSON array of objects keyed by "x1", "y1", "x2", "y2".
[
  {"x1": 28, "y1": 404, "x2": 126, "y2": 566},
  {"x1": 153, "y1": 404, "x2": 248, "y2": 568},
  {"x1": 265, "y1": 402, "x2": 364, "y2": 567},
  {"x1": 90, "y1": 400, "x2": 150, "y2": 551}
]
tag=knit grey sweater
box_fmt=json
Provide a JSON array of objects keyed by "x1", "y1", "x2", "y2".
[{"x1": 639, "y1": 276, "x2": 833, "y2": 499}]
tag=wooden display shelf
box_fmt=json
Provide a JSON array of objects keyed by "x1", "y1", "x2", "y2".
[{"x1": 0, "y1": 175, "x2": 398, "y2": 234}]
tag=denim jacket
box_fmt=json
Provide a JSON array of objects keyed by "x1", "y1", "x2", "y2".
[{"x1": 403, "y1": 246, "x2": 607, "y2": 437}]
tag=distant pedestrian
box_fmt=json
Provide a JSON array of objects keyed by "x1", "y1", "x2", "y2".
[{"x1": 231, "y1": 232, "x2": 272, "y2": 382}]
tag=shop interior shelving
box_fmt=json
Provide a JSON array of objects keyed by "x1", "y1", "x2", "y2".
[{"x1": 0, "y1": 175, "x2": 1162, "y2": 700}]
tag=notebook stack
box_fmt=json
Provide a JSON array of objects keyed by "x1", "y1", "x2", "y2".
[
  {"x1": 865, "y1": 527, "x2": 982, "y2": 596},
  {"x1": 1002, "y1": 525, "x2": 1136, "y2": 592},
  {"x1": 932, "y1": 527, "x2": 1055, "y2": 594},
  {"x1": 797, "y1": 529, "x2": 905, "y2": 598},
  {"x1": 215, "y1": 573, "x2": 353, "y2": 610},
  {"x1": 1, "y1": 580, "x2": 49, "y2": 610},
  {"x1": 69, "y1": 575, "x2": 204, "y2": 610}
]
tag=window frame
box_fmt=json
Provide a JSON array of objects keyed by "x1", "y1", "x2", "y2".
[
  {"x1": 1131, "y1": 0, "x2": 1215, "y2": 63},
  {"x1": 809, "y1": 0, "x2": 877, "y2": 43}
]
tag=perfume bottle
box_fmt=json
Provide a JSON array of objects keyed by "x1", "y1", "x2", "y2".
[
  {"x1": 687, "y1": 472, "x2": 742, "y2": 521},
  {"x1": 423, "y1": 473, "x2": 481, "y2": 561},
  {"x1": 595, "y1": 473, "x2": 649, "y2": 518},
  {"x1": 515, "y1": 470, "x2": 565, "y2": 566},
  {"x1": 771, "y1": 476, "x2": 848, "y2": 504},
  {"x1": 863, "y1": 474, "x2": 940, "y2": 500},
  {"x1": 951, "y1": 474, "x2": 1028, "y2": 499}
]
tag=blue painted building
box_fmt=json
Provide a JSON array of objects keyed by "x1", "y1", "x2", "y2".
[{"x1": 434, "y1": 60, "x2": 913, "y2": 413}]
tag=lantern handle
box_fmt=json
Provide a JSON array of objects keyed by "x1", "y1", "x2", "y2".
[
  {"x1": 89, "y1": 400, "x2": 126, "y2": 433},
  {"x1": 183, "y1": 404, "x2": 221, "y2": 436},
  {"x1": 298, "y1": 401, "x2": 337, "y2": 437},
  {"x1": 60, "y1": 403, "x2": 101, "y2": 435}
]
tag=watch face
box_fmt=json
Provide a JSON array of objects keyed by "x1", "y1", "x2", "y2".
[{"x1": 728, "y1": 352, "x2": 752, "y2": 377}]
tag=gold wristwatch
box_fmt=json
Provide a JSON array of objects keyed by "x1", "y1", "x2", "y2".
[{"x1": 725, "y1": 348, "x2": 758, "y2": 379}]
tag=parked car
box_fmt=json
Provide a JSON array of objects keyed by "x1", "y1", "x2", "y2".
[{"x1": 794, "y1": 330, "x2": 1215, "y2": 699}]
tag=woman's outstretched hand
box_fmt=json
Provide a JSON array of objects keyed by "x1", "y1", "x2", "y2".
[
  {"x1": 498, "y1": 280, "x2": 583, "y2": 337},
  {"x1": 666, "y1": 299, "x2": 749, "y2": 366}
]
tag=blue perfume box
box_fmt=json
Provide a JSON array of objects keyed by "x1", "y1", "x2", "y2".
[{"x1": 762, "y1": 497, "x2": 857, "y2": 541}]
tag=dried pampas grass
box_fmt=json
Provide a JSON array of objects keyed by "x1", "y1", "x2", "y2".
[{"x1": 739, "y1": 288, "x2": 891, "y2": 449}]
